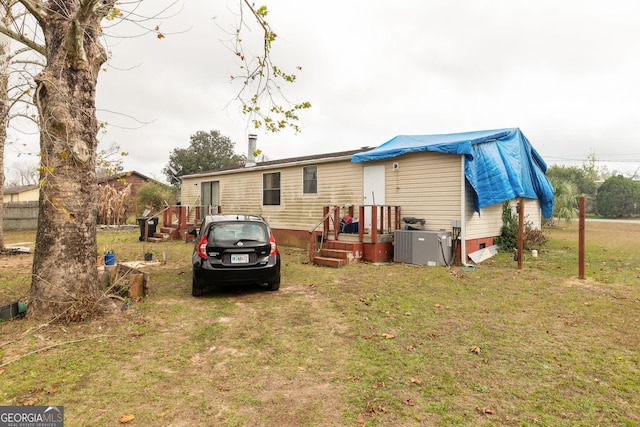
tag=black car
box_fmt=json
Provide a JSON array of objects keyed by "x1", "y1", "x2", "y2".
[{"x1": 191, "y1": 214, "x2": 281, "y2": 296}]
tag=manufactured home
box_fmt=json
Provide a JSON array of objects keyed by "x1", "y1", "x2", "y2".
[{"x1": 179, "y1": 128, "x2": 554, "y2": 265}]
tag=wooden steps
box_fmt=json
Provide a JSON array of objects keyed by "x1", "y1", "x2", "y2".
[{"x1": 313, "y1": 240, "x2": 363, "y2": 268}]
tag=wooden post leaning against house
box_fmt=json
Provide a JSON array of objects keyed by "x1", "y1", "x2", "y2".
[
  {"x1": 323, "y1": 206, "x2": 330, "y2": 238},
  {"x1": 578, "y1": 196, "x2": 585, "y2": 279}
]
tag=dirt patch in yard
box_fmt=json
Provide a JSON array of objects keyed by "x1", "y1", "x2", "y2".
[{"x1": 0, "y1": 252, "x2": 33, "y2": 268}]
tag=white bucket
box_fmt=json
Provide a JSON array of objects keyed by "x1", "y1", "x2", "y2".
[{"x1": 531, "y1": 250, "x2": 538, "y2": 258}]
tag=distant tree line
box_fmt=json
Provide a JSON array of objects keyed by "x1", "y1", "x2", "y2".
[{"x1": 547, "y1": 158, "x2": 640, "y2": 220}]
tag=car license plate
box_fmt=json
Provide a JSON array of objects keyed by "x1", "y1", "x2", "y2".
[{"x1": 231, "y1": 254, "x2": 249, "y2": 264}]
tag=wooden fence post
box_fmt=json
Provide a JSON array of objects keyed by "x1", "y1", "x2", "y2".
[{"x1": 579, "y1": 196, "x2": 585, "y2": 279}]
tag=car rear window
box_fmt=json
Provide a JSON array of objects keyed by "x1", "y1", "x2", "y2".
[{"x1": 208, "y1": 222, "x2": 268, "y2": 243}]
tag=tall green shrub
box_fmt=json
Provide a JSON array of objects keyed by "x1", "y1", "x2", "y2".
[
  {"x1": 137, "y1": 181, "x2": 178, "y2": 214},
  {"x1": 494, "y1": 201, "x2": 548, "y2": 252},
  {"x1": 494, "y1": 201, "x2": 517, "y2": 251}
]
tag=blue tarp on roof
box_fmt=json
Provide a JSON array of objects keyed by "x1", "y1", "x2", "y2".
[{"x1": 351, "y1": 128, "x2": 555, "y2": 218}]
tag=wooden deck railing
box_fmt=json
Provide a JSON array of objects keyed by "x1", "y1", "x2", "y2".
[
  {"x1": 309, "y1": 205, "x2": 401, "y2": 262},
  {"x1": 138, "y1": 204, "x2": 222, "y2": 241}
]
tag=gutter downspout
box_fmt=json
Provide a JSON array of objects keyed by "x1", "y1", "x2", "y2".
[{"x1": 460, "y1": 155, "x2": 468, "y2": 265}]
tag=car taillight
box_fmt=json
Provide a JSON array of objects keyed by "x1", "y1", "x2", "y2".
[
  {"x1": 197, "y1": 235, "x2": 208, "y2": 259},
  {"x1": 269, "y1": 233, "x2": 278, "y2": 256}
]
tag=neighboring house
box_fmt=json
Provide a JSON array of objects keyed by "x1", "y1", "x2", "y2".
[
  {"x1": 98, "y1": 170, "x2": 156, "y2": 196},
  {"x1": 2, "y1": 184, "x2": 39, "y2": 203},
  {"x1": 179, "y1": 128, "x2": 554, "y2": 264},
  {"x1": 98, "y1": 171, "x2": 161, "y2": 216},
  {"x1": 2, "y1": 185, "x2": 40, "y2": 230}
]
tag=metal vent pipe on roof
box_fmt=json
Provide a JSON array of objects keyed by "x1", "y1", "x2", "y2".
[{"x1": 246, "y1": 134, "x2": 257, "y2": 167}]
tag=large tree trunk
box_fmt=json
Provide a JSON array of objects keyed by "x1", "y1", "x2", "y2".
[{"x1": 27, "y1": 1, "x2": 116, "y2": 321}]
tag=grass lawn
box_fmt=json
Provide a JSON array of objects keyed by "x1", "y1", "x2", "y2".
[{"x1": 0, "y1": 221, "x2": 639, "y2": 426}]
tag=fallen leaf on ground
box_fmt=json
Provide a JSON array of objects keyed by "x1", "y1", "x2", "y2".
[
  {"x1": 382, "y1": 333, "x2": 395, "y2": 339},
  {"x1": 404, "y1": 398, "x2": 416, "y2": 406},
  {"x1": 119, "y1": 414, "x2": 135, "y2": 424},
  {"x1": 476, "y1": 406, "x2": 494, "y2": 414},
  {"x1": 470, "y1": 345, "x2": 481, "y2": 354},
  {"x1": 157, "y1": 412, "x2": 166, "y2": 418},
  {"x1": 411, "y1": 377, "x2": 423, "y2": 385}
]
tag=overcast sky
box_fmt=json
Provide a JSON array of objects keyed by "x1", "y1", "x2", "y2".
[{"x1": 6, "y1": 0, "x2": 640, "y2": 182}]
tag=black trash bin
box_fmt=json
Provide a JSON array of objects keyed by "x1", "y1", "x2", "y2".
[{"x1": 137, "y1": 217, "x2": 159, "y2": 241}]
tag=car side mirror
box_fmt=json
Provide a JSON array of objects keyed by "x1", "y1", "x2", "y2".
[{"x1": 187, "y1": 228, "x2": 198, "y2": 237}]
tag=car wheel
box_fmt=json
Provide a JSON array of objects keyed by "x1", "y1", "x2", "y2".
[
  {"x1": 267, "y1": 279, "x2": 280, "y2": 291},
  {"x1": 192, "y1": 277, "x2": 203, "y2": 297}
]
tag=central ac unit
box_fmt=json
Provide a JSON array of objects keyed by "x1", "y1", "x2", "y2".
[{"x1": 393, "y1": 230, "x2": 452, "y2": 266}]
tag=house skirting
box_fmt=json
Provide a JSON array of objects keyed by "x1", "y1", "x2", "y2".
[
  {"x1": 272, "y1": 228, "x2": 311, "y2": 249},
  {"x1": 462, "y1": 237, "x2": 496, "y2": 262},
  {"x1": 363, "y1": 242, "x2": 393, "y2": 263}
]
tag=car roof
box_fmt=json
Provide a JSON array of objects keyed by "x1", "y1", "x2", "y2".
[{"x1": 203, "y1": 214, "x2": 267, "y2": 224}]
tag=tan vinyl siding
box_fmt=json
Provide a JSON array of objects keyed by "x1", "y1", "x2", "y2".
[
  {"x1": 180, "y1": 159, "x2": 363, "y2": 231},
  {"x1": 518, "y1": 199, "x2": 543, "y2": 230},
  {"x1": 465, "y1": 192, "x2": 543, "y2": 240},
  {"x1": 180, "y1": 177, "x2": 202, "y2": 207},
  {"x1": 264, "y1": 161, "x2": 363, "y2": 230},
  {"x1": 384, "y1": 152, "x2": 462, "y2": 231},
  {"x1": 465, "y1": 195, "x2": 503, "y2": 240}
]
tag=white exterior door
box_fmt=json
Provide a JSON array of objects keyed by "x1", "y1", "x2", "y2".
[{"x1": 363, "y1": 165, "x2": 386, "y2": 229}]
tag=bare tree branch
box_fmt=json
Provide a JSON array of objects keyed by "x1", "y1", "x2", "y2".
[
  {"x1": 0, "y1": 20, "x2": 44, "y2": 55},
  {"x1": 219, "y1": 1, "x2": 311, "y2": 133},
  {"x1": 12, "y1": 0, "x2": 46, "y2": 28}
]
